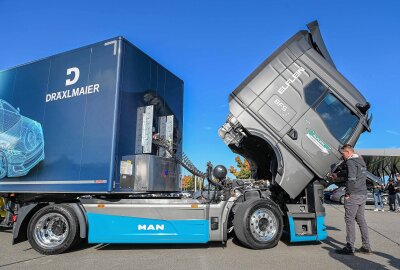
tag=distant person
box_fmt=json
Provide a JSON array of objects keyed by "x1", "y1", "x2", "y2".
[
  {"x1": 372, "y1": 183, "x2": 384, "y2": 212},
  {"x1": 331, "y1": 144, "x2": 371, "y2": 255},
  {"x1": 396, "y1": 174, "x2": 400, "y2": 212},
  {"x1": 386, "y1": 179, "x2": 397, "y2": 212}
]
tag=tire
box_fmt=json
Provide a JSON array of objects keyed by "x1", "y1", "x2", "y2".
[
  {"x1": 340, "y1": 196, "x2": 345, "y2": 205},
  {"x1": 233, "y1": 199, "x2": 283, "y2": 249},
  {"x1": 27, "y1": 204, "x2": 80, "y2": 255}
]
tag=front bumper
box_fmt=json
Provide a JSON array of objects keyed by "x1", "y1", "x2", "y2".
[{"x1": 7, "y1": 143, "x2": 45, "y2": 177}]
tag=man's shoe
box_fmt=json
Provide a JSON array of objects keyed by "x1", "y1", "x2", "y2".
[
  {"x1": 374, "y1": 209, "x2": 379, "y2": 211},
  {"x1": 357, "y1": 246, "x2": 372, "y2": 254},
  {"x1": 335, "y1": 246, "x2": 354, "y2": 255},
  {"x1": 381, "y1": 209, "x2": 385, "y2": 212}
]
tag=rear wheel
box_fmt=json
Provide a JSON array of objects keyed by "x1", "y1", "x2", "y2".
[
  {"x1": 234, "y1": 199, "x2": 283, "y2": 249},
  {"x1": 28, "y1": 204, "x2": 80, "y2": 255}
]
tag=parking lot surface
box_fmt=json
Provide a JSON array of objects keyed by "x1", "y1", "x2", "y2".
[{"x1": 0, "y1": 203, "x2": 399, "y2": 270}]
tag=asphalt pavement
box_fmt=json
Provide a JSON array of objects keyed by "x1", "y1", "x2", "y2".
[{"x1": 0, "y1": 203, "x2": 399, "y2": 270}]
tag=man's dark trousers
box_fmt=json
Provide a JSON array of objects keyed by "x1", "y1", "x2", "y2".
[{"x1": 344, "y1": 194, "x2": 370, "y2": 251}]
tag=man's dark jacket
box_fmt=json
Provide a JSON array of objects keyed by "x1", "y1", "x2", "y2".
[{"x1": 338, "y1": 154, "x2": 368, "y2": 195}]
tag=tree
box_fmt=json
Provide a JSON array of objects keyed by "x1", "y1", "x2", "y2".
[
  {"x1": 230, "y1": 156, "x2": 251, "y2": 179},
  {"x1": 182, "y1": 175, "x2": 194, "y2": 190},
  {"x1": 181, "y1": 175, "x2": 203, "y2": 191}
]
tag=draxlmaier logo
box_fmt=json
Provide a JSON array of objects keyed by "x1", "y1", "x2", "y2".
[
  {"x1": 65, "y1": 67, "x2": 80, "y2": 86},
  {"x1": 45, "y1": 67, "x2": 101, "y2": 102}
]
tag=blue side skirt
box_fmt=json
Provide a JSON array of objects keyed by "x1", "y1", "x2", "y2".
[{"x1": 87, "y1": 213, "x2": 210, "y2": 244}]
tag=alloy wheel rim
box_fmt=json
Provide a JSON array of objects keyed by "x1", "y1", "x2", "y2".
[
  {"x1": 33, "y1": 213, "x2": 69, "y2": 249},
  {"x1": 249, "y1": 208, "x2": 278, "y2": 242}
]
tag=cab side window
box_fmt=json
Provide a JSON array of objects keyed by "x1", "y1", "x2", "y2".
[
  {"x1": 304, "y1": 79, "x2": 327, "y2": 106},
  {"x1": 315, "y1": 93, "x2": 359, "y2": 144}
]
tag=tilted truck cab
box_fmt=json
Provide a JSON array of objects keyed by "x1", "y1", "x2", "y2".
[
  {"x1": 220, "y1": 21, "x2": 371, "y2": 199},
  {"x1": 0, "y1": 21, "x2": 370, "y2": 254},
  {"x1": 219, "y1": 20, "x2": 371, "y2": 241}
]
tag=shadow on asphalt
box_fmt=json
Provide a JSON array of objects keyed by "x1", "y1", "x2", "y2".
[
  {"x1": 373, "y1": 251, "x2": 400, "y2": 269},
  {"x1": 280, "y1": 235, "x2": 321, "y2": 247},
  {"x1": 322, "y1": 236, "x2": 399, "y2": 269},
  {"x1": 0, "y1": 256, "x2": 46, "y2": 268},
  {"x1": 325, "y1": 225, "x2": 341, "y2": 231},
  {"x1": 94, "y1": 242, "x2": 226, "y2": 251},
  {"x1": 68, "y1": 240, "x2": 226, "y2": 253},
  {"x1": 280, "y1": 226, "x2": 341, "y2": 247}
]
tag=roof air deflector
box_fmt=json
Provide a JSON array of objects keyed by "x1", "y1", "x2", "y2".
[{"x1": 307, "y1": 20, "x2": 336, "y2": 69}]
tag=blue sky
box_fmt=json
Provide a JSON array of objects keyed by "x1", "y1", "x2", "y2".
[{"x1": 1, "y1": 0, "x2": 399, "y2": 172}]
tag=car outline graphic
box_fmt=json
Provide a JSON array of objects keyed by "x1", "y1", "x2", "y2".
[{"x1": 0, "y1": 99, "x2": 45, "y2": 179}]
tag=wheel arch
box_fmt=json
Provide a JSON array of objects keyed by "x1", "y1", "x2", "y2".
[
  {"x1": 246, "y1": 129, "x2": 284, "y2": 174},
  {"x1": 233, "y1": 197, "x2": 284, "y2": 216},
  {"x1": 13, "y1": 203, "x2": 46, "y2": 244},
  {"x1": 228, "y1": 128, "x2": 284, "y2": 182},
  {"x1": 13, "y1": 201, "x2": 87, "y2": 245}
]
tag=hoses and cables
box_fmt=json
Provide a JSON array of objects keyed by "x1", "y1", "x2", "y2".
[{"x1": 152, "y1": 136, "x2": 205, "y2": 178}]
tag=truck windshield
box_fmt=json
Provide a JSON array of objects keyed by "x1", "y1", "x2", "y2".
[{"x1": 315, "y1": 93, "x2": 359, "y2": 144}]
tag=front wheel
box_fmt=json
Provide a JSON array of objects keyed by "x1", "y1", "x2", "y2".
[
  {"x1": 233, "y1": 199, "x2": 283, "y2": 249},
  {"x1": 27, "y1": 204, "x2": 80, "y2": 255}
]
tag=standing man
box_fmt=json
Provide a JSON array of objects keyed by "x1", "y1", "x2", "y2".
[
  {"x1": 386, "y1": 179, "x2": 397, "y2": 212},
  {"x1": 396, "y1": 174, "x2": 400, "y2": 212},
  {"x1": 332, "y1": 144, "x2": 371, "y2": 255},
  {"x1": 373, "y1": 182, "x2": 384, "y2": 212}
]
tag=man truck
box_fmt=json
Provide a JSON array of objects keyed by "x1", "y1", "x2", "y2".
[{"x1": 0, "y1": 21, "x2": 371, "y2": 255}]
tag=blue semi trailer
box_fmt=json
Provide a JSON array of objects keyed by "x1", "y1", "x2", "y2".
[
  {"x1": 0, "y1": 21, "x2": 371, "y2": 255},
  {"x1": 0, "y1": 37, "x2": 183, "y2": 193}
]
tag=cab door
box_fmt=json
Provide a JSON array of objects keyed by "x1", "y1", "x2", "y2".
[{"x1": 282, "y1": 78, "x2": 360, "y2": 178}]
